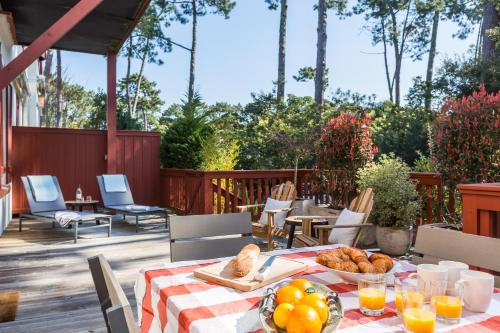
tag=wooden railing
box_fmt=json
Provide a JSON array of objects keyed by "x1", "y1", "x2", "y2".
[{"x1": 160, "y1": 169, "x2": 448, "y2": 225}]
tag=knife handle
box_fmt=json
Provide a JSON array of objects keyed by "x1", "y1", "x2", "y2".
[{"x1": 255, "y1": 267, "x2": 270, "y2": 281}]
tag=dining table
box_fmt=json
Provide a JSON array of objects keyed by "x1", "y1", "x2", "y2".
[{"x1": 135, "y1": 244, "x2": 500, "y2": 333}]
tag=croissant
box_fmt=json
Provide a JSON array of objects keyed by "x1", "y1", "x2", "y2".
[
  {"x1": 316, "y1": 249, "x2": 350, "y2": 267},
  {"x1": 341, "y1": 247, "x2": 368, "y2": 263},
  {"x1": 357, "y1": 260, "x2": 376, "y2": 273},
  {"x1": 369, "y1": 253, "x2": 393, "y2": 273},
  {"x1": 327, "y1": 260, "x2": 360, "y2": 273}
]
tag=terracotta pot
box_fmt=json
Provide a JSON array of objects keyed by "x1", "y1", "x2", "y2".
[
  {"x1": 0, "y1": 290, "x2": 20, "y2": 323},
  {"x1": 375, "y1": 226, "x2": 412, "y2": 256}
]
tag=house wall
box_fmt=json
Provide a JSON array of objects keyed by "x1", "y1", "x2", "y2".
[{"x1": 0, "y1": 35, "x2": 40, "y2": 235}]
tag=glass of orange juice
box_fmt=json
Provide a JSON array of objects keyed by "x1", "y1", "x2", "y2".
[
  {"x1": 431, "y1": 294, "x2": 462, "y2": 324},
  {"x1": 358, "y1": 276, "x2": 386, "y2": 316},
  {"x1": 395, "y1": 278, "x2": 424, "y2": 316},
  {"x1": 402, "y1": 290, "x2": 436, "y2": 333}
]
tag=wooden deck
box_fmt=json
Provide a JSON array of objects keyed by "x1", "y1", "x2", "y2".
[{"x1": 0, "y1": 217, "x2": 170, "y2": 333}]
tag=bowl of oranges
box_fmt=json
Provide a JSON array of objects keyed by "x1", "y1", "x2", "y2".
[{"x1": 259, "y1": 279, "x2": 343, "y2": 333}]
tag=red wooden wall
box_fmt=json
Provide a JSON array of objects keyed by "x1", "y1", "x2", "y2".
[{"x1": 12, "y1": 127, "x2": 160, "y2": 213}]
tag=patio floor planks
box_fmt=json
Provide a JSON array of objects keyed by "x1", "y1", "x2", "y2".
[{"x1": 0, "y1": 217, "x2": 170, "y2": 333}]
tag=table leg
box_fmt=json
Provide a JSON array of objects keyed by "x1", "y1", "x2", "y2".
[
  {"x1": 93, "y1": 204, "x2": 98, "y2": 213},
  {"x1": 286, "y1": 224, "x2": 296, "y2": 249}
]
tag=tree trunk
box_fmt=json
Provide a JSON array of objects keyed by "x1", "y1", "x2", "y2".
[
  {"x1": 314, "y1": 0, "x2": 327, "y2": 107},
  {"x1": 126, "y1": 37, "x2": 133, "y2": 117},
  {"x1": 389, "y1": 9, "x2": 401, "y2": 106},
  {"x1": 276, "y1": 0, "x2": 287, "y2": 103},
  {"x1": 55, "y1": 50, "x2": 62, "y2": 127},
  {"x1": 424, "y1": 10, "x2": 440, "y2": 112},
  {"x1": 41, "y1": 50, "x2": 53, "y2": 126},
  {"x1": 481, "y1": 1, "x2": 499, "y2": 62},
  {"x1": 132, "y1": 38, "x2": 150, "y2": 121},
  {"x1": 188, "y1": 0, "x2": 197, "y2": 103},
  {"x1": 381, "y1": 18, "x2": 393, "y2": 102}
]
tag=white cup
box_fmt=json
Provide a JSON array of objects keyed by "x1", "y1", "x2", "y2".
[
  {"x1": 439, "y1": 260, "x2": 469, "y2": 296},
  {"x1": 415, "y1": 264, "x2": 448, "y2": 300},
  {"x1": 455, "y1": 270, "x2": 494, "y2": 312}
]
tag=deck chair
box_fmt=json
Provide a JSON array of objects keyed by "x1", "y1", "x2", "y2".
[
  {"x1": 20, "y1": 176, "x2": 112, "y2": 243},
  {"x1": 295, "y1": 188, "x2": 374, "y2": 248},
  {"x1": 169, "y1": 212, "x2": 254, "y2": 262},
  {"x1": 413, "y1": 224, "x2": 500, "y2": 287},
  {"x1": 97, "y1": 175, "x2": 168, "y2": 233},
  {"x1": 237, "y1": 181, "x2": 297, "y2": 251},
  {"x1": 88, "y1": 254, "x2": 137, "y2": 333}
]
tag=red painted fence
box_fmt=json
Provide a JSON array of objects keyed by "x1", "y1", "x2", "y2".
[
  {"x1": 159, "y1": 168, "x2": 450, "y2": 225},
  {"x1": 12, "y1": 127, "x2": 160, "y2": 213}
]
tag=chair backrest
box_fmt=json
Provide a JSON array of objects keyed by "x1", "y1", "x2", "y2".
[
  {"x1": 413, "y1": 224, "x2": 500, "y2": 287},
  {"x1": 21, "y1": 176, "x2": 66, "y2": 213},
  {"x1": 97, "y1": 175, "x2": 134, "y2": 207},
  {"x1": 169, "y1": 212, "x2": 254, "y2": 262},
  {"x1": 88, "y1": 254, "x2": 137, "y2": 333},
  {"x1": 349, "y1": 188, "x2": 374, "y2": 247},
  {"x1": 271, "y1": 181, "x2": 297, "y2": 201}
]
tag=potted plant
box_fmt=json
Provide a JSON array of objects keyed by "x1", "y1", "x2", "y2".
[{"x1": 357, "y1": 154, "x2": 419, "y2": 255}]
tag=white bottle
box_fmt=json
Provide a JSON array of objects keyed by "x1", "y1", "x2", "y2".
[{"x1": 76, "y1": 184, "x2": 83, "y2": 201}]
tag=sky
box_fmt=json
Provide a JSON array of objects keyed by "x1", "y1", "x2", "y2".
[{"x1": 61, "y1": 0, "x2": 477, "y2": 106}]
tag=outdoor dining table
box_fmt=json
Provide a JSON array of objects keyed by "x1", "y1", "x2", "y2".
[{"x1": 135, "y1": 244, "x2": 500, "y2": 333}]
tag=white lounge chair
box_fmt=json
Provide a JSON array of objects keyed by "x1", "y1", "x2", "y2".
[
  {"x1": 20, "y1": 176, "x2": 112, "y2": 243},
  {"x1": 97, "y1": 174, "x2": 168, "y2": 233}
]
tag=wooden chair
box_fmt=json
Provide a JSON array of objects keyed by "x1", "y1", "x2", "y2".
[
  {"x1": 88, "y1": 254, "x2": 137, "y2": 333},
  {"x1": 237, "y1": 181, "x2": 297, "y2": 251},
  {"x1": 169, "y1": 212, "x2": 253, "y2": 262},
  {"x1": 413, "y1": 224, "x2": 500, "y2": 287},
  {"x1": 294, "y1": 188, "x2": 374, "y2": 248}
]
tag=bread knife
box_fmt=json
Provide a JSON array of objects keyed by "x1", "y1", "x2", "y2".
[{"x1": 254, "y1": 256, "x2": 277, "y2": 281}]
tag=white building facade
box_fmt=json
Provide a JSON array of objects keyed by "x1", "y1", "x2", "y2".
[{"x1": 0, "y1": 11, "x2": 40, "y2": 235}]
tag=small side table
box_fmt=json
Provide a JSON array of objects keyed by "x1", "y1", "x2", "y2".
[
  {"x1": 65, "y1": 200, "x2": 100, "y2": 213},
  {"x1": 284, "y1": 216, "x2": 330, "y2": 249}
]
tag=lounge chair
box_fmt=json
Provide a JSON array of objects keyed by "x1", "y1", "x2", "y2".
[
  {"x1": 97, "y1": 175, "x2": 168, "y2": 233},
  {"x1": 237, "y1": 181, "x2": 297, "y2": 251},
  {"x1": 294, "y1": 188, "x2": 374, "y2": 248},
  {"x1": 20, "y1": 176, "x2": 112, "y2": 243}
]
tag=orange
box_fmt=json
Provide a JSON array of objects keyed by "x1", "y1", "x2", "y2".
[
  {"x1": 306, "y1": 292, "x2": 327, "y2": 303},
  {"x1": 276, "y1": 285, "x2": 304, "y2": 305},
  {"x1": 299, "y1": 293, "x2": 329, "y2": 324},
  {"x1": 286, "y1": 305, "x2": 322, "y2": 333},
  {"x1": 273, "y1": 302, "x2": 294, "y2": 329},
  {"x1": 289, "y1": 279, "x2": 314, "y2": 293}
]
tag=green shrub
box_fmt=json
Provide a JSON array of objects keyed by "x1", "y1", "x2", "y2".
[{"x1": 357, "y1": 155, "x2": 419, "y2": 228}]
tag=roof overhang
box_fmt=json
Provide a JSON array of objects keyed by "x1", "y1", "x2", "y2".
[{"x1": 0, "y1": 0, "x2": 151, "y2": 55}]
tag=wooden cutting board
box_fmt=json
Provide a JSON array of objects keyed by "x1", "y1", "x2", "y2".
[{"x1": 193, "y1": 255, "x2": 308, "y2": 292}]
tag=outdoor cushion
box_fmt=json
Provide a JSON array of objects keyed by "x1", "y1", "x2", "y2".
[
  {"x1": 258, "y1": 198, "x2": 293, "y2": 228},
  {"x1": 27, "y1": 175, "x2": 59, "y2": 202},
  {"x1": 328, "y1": 208, "x2": 365, "y2": 246},
  {"x1": 103, "y1": 174, "x2": 127, "y2": 193}
]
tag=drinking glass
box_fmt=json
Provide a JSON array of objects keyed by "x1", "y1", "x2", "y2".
[
  {"x1": 431, "y1": 293, "x2": 463, "y2": 325},
  {"x1": 402, "y1": 290, "x2": 436, "y2": 333},
  {"x1": 395, "y1": 278, "x2": 423, "y2": 315},
  {"x1": 358, "y1": 275, "x2": 386, "y2": 316},
  {"x1": 86, "y1": 195, "x2": 92, "y2": 202}
]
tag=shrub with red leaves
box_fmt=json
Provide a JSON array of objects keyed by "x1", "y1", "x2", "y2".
[
  {"x1": 316, "y1": 112, "x2": 377, "y2": 206},
  {"x1": 433, "y1": 85, "x2": 500, "y2": 189}
]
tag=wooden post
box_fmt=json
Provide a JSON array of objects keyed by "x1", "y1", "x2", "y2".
[
  {"x1": 0, "y1": 0, "x2": 104, "y2": 90},
  {"x1": 458, "y1": 183, "x2": 500, "y2": 238},
  {"x1": 106, "y1": 52, "x2": 117, "y2": 173},
  {"x1": 200, "y1": 172, "x2": 214, "y2": 214}
]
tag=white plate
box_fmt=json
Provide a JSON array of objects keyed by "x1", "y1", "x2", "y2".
[{"x1": 328, "y1": 261, "x2": 402, "y2": 285}]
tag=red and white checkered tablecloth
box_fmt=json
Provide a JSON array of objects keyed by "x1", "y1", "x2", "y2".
[{"x1": 135, "y1": 245, "x2": 500, "y2": 333}]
